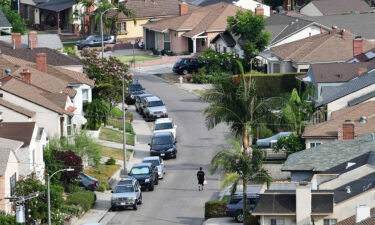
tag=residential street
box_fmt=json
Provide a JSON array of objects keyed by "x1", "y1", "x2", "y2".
[{"x1": 107, "y1": 72, "x2": 230, "y2": 225}]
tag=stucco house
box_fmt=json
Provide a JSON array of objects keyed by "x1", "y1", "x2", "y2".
[
  {"x1": 210, "y1": 31, "x2": 244, "y2": 58},
  {"x1": 300, "y1": 0, "x2": 373, "y2": 17},
  {"x1": 142, "y1": 2, "x2": 244, "y2": 54},
  {"x1": 196, "y1": 0, "x2": 271, "y2": 17},
  {"x1": 0, "y1": 122, "x2": 47, "y2": 181},
  {"x1": 0, "y1": 137, "x2": 21, "y2": 214},
  {"x1": 0, "y1": 10, "x2": 12, "y2": 34}
]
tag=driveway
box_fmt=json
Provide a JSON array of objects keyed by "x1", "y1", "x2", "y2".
[{"x1": 106, "y1": 72, "x2": 230, "y2": 225}]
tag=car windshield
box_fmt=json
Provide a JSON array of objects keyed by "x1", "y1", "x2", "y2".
[
  {"x1": 147, "y1": 100, "x2": 164, "y2": 107},
  {"x1": 152, "y1": 135, "x2": 173, "y2": 145},
  {"x1": 86, "y1": 35, "x2": 96, "y2": 41},
  {"x1": 131, "y1": 167, "x2": 150, "y2": 175},
  {"x1": 175, "y1": 59, "x2": 182, "y2": 65},
  {"x1": 143, "y1": 160, "x2": 160, "y2": 166},
  {"x1": 129, "y1": 84, "x2": 143, "y2": 91},
  {"x1": 155, "y1": 123, "x2": 173, "y2": 130},
  {"x1": 114, "y1": 185, "x2": 134, "y2": 193}
]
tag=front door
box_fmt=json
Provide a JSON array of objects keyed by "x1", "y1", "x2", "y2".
[
  {"x1": 188, "y1": 38, "x2": 193, "y2": 53},
  {"x1": 146, "y1": 29, "x2": 155, "y2": 50}
]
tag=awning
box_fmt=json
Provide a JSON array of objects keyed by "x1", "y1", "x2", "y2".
[{"x1": 36, "y1": 0, "x2": 74, "y2": 12}]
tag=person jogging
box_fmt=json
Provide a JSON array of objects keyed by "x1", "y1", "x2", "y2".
[{"x1": 197, "y1": 167, "x2": 205, "y2": 191}]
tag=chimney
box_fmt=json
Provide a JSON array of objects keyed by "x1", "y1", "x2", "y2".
[
  {"x1": 28, "y1": 31, "x2": 38, "y2": 49},
  {"x1": 353, "y1": 36, "x2": 364, "y2": 57},
  {"x1": 11, "y1": 33, "x2": 22, "y2": 48},
  {"x1": 20, "y1": 69, "x2": 31, "y2": 84},
  {"x1": 356, "y1": 205, "x2": 370, "y2": 223},
  {"x1": 255, "y1": 4, "x2": 264, "y2": 16},
  {"x1": 36, "y1": 53, "x2": 47, "y2": 72},
  {"x1": 340, "y1": 29, "x2": 346, "y2": 38},
  {"x1": 296, "y1": 182, "x2": 312, "y2": 225},
  {"x1": 357, "y1": 67, "x2": 368, "y2": 75},
  {"x1": 330, "y1": 25, "x2": 338, "y2": 35},
  {"x1": 179, "y1": 2, "x2": 189, "y2": 16},
  {"x1": 338, "y1": 120, "x2": 355, "y2": 140}
]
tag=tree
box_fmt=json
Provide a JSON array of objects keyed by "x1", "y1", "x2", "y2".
[
  {"x1": 273, "y1": 133, "x2": 304, "y2": 155},
  {"x1": 84, "y1": 98, "x2": 110, "y2": 130},
  {"x1": 0, "y1": 4, "x2": 27, "y2": 34},
  {"x1": 227, "y1": 10, "x2": 271, "y2": 64},
  {"x1": 210, "y1": 139, "x2": 272, "y2": 224}
]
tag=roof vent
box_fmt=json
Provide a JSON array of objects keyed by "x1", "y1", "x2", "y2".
[
  {"x1": 346, "y1": 162, "x2": 356, "y2": 169},
  {"x1": 4, "y1": 68, "x2": 11, "y2": 75},
  {"x1": 360, "y1": 116, "x2": 367, "y2": 123},
  {"x1": 346, "y1": 186, "x2": 351, "y2": 194}
]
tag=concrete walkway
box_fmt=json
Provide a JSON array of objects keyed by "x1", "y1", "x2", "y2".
[
  {"x1": 203, "y1": 218, "x2": 239, "y2": 225},
  {"x1": 73, "y1": 106, "x2": 152, "y2": 225}
]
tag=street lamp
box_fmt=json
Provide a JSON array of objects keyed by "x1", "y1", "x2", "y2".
[
  {"x1": 47, "y1": 168, "x2": 74, "y2": 225},
  {"x1": 100, "y1": 7, "x2": 118, "y2": 59}
]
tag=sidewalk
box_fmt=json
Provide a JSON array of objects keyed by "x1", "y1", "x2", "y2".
[
  {"x1": 73, "y1": 106, "x2": 152, "y2": 225},
  {"x1": 202, "y1": 218, "x2": 239, "y2": 225}
]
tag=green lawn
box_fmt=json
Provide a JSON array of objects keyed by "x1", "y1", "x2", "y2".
[
  {"x1": 96, "y1": 144, "x2": 133, "y2": 161},
  {"x1": 107, "y1": 119, "x2": 133, "y2": 133},
  {"x1": 99, "y1": 127, "x2": 135, "y2": 146},
  {"x1": 117, "y1": 54, "x2": 161, "y2": 62},
  {"x1": 84, "y1": 164, "x2": 121, "y2": 182}
]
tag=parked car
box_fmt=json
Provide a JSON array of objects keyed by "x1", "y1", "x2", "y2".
[
  {"x1": 225, "y1": 194, "x2": 259, "y2": 223},
  {"x1": 129, "y1": 163, "x2": 158, "y2": 191},
  {"x1": 76, "y1": 35, "x2": 116, "y2": 50},
  {"x1": 135, "y1": 93, "x2": 153, "y2": 115},
  {"x1": 153, "y1": 118, "x2": 177, "y2": 141},
  {"x1": 149, "y1": 132, "x2": 177, "y2": 159},
  {"x1": 78, "y1": 172, "x2": 99, "y2": 191},
  {"x1": 172, "y1": 58, "x2": 203, "y2": 75},
  {"x1": 142, "y1": 96, "x2": 168, "y2": 121},
  {"x1": 142, "y1": 156, "x2": 165, "y2": 179},
  {"x1": 125, "y1": 83, "x2": 145, "y2": 105},
  {"x1": 111, "y1": 177, "x2": 142, "y2": 210}
]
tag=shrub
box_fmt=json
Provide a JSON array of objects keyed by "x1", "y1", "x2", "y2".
[
  {"x1": 84, "y1": 99, "x2": 110, "y2": 130},
  {"x1": 52, "y1": 150, "x2": 83, "y2": 184},
  {"x1": 151, "y1": 48, "x2": 160, "y2": 55},
  {"x1": 183, "y1": 51, "x2": 190, "y2": 55},
  {"x1": 65, "y1": 183, "x2": 82, "y2": 193},
  {"x1": 204, "y1": 200, "x2": 226, "y2": 219},
  {"x1": 63, "y1": 46, "x2": 77, "y2": 55},
  {"x1": 198, "y1": 48, "x2": 241, "y2": 74},
  {"x1": 105, "y1": 157, "x2": 116, "y2": 165},
  {"x1": 66, "y1": 191, "x2": 96, "y2": 212},
  {"x1": 96, "y1": 180, "x2": 110, "y2": 192},
  {"x1": 61, "y1": 204, "x2": 82, "y2": 217},
  {"x1": 192, "y1": 68, "x2": 231, "y2": 84},
  {"x1": 0, "y1": 211, "x2": 16, "y2": 225},
  {"x1": 110, "y1": 108, "x2": 134, "y2": 122},
  {"x1": 0, "y1": 5, "x2": 26, "y2": 34},
  {"x1": 107, "y1": 119, "x2": 134, "y2": 133}
]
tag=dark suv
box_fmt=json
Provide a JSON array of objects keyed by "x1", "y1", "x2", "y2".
[
  {"x1": 125, "y1": 83, "x2": 145, "y2": 105},
  {"x1": 225, "y1": 194, "x2": 259, "y2": 223},
  {"x1": 129, "y1": 163, "x2": 158, "y2": 191},
  {"x1": 172, "y1": 58, "x2": 203, "y2": 75},
  {"x1": 76, "y1": 35, "x2": 116, "y2": 50},
  {"x1": 149, "y1": 132, "x2": 177, "y2": 159}
]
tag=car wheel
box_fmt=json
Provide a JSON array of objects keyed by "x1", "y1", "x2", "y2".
[
  {"x1": 133, "y1": 204, "x2": 138, "y2": 210},
  {"x1": 235, "y1": 211, "x2": 244, "y2": 223},
  {"x1": 138, "y1": 195, "x2": 142, "y2": 205},
  {"x1": 155, "y1": 178, "x2": 159, "y2": 185},
  {"x1": 182, "y1": 69, "x2": 188, "y2": 75},
  {"x1": 149, "y1": 182, "x2": 154, "y2": 191},
  {"x1": 173, "y1": 153, "x2": 177, "y2": 159},
  {"x1": 136, "y1": 107, "x2": 139, "y2": 113}
]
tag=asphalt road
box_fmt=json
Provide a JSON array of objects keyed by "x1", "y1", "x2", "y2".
[{"x1": 107, "y1": 72, "x2": 230, "y2": 225}]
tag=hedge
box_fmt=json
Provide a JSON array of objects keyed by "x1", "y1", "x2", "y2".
[
  {"x1": 0, "y1": 211, "x2": 15, "y2": 225},
  {"x1": 66, "y1": 191, "x2": 96, "y2": 211},
  {"x1": 204, "y1": 200, "x2": 226, "y2": 219}
]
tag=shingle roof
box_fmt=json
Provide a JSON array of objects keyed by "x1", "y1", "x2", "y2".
[
  {"x1": 143, "y1": 2, "x2": 244, "y2": 38},
  {"x1": 316, "y1": 69, "x2": 375, "y2": 106},
  {"x1": 0, "y1": 98, "x2": 35, "y2": 118},
  {"x1": 0, "y1": 122, "x2": 35, "y2": 147},
  {"x1": 271, "y1": 30, "x2": 375, "y2": 63},
  {"x1": 0, "y1": 10, "x2": 11, "y2": 28},
  {"x1": 211, "y1": 31, "x2": 236, "y2": 47},
  {"x1": 336, "y1": 208, "x2": 375, "y2": 225},
  {"x1": 36, "y1": 0, "x2": 74, "y2": 12},
  {"x1": 303, "y1": 101, "x2": 375, "y2": 138},
  {"x1": 350, "y1": 49, "x2": 375, "y2": 62},
  {"x1": 252, "y1": 193, "x2": 333, "y2": 215},
  {"x1": 0, "y1": 34, "x2": 64, "y2": 49},
  {"x1": 307, "y1": 0, "x2": 373, "y2": 16},
  {"x1": 0, "y1": 137, "x2": 22, "y2": 176},
  {"x1": 300, "y1": 13, "x2": 375, "y2": 40},
  {"x1": 282, "y1": 133, "x2": 375, "y2": 172}
]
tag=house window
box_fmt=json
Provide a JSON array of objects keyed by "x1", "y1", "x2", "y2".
[
  {"x1": 309, "y1": 142, "x2": 322, "y2": 148},
  {"x1": 10, "y1": 173, "x2": 16, "y2": 196},
  {"x1": 271, "y1": 218, "x2": 284, "y2": 225},
  {"x1": 119, "y1": 22, "x2": 126, "y2": 34},
  {"x1": 324, "y1": 219, "x2": 337, "y2": 225},
  {"x1": 82, "y1": 89, "x2": 89, "y2": 103},
  {"x1": 163, "y1": 33, "x2": 171, "y2": 51},
  {"x1": 273, "y1": 63, "x2": 280, "y2": 73},
  {"x1": 300, "y1": 69, "x2": 309, "y2": 73},
  {"x1": 67, "y1": 116, "x2": 73, "y2": 136}
]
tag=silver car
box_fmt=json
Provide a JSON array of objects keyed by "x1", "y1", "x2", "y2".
[
  {"x1": 111, "y1": 177, "x2": 142, "y2": 210},
  {"x1": 142, "y1": 156, "x2": 165, "y2": 179},
  {"x1": 142, "y1": 96, "x2": 168, "y2": 121}
]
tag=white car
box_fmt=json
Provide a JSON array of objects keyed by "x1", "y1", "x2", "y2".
[
  {"x1": 142, "y1": 156, "x2": 165, "y2": 179},
  {"x1": 153, "y1": 118, "x2": 177, "y2": 140}
]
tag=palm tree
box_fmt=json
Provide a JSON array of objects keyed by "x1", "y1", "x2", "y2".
[{"x1": 210, "y1": 139, "x2": 272, "y2": 224}]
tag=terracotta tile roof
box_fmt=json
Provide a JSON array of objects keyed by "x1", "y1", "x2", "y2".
[
  {"x1": 271, "y1": 30, "x2": 375, "y2": 63},
  {"x1": 0, "y1": 98, "x2": 35, "y2": 118},
  {"x1": 336, "y1": 207, "x2": 375, "y2": 225},
  {"x1": 143, "y1": 2, "x2": 244, "y2": 37},
  {"x1": 113, "y1": 0, "x2": 199, "y2": 20},
  {"x1": 0, "y1": 122, "x2": 36, "y2": 147},
  {"x1": 303, "y1": 101, "x2": 375, "y2": 138},
  {"x1": 308, "y1": 0, "x2": 373, "y2": 16}
]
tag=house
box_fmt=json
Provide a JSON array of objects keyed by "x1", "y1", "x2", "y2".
[
  {"x1": 300, "y1": 0, "x2": 373, "y2": 16},
  {"x1": 195, "y1": 0, "x2": 271, "y2": 17},
  {"x1": 0, "y1": 10, "x2": 12, "y2": 34},
  {"x1": 259, "y1": 29, "x2": 375, "y2": 73},
  {"x1": 265, "y1": 14, "x2": 329, "y2": 48},
  {"x1": 0, "y1": 137, "x2": 22, "y2": 214},
  {"x1": 282, "y1": 133, "x2": 375, "y2": 181},
  {"x1": 303, "y1": 102, "x2": 375, "y2": 148},
  {"x1": 0, "y1": 32, "x2": 63, "y2": 50},
  {"x1": 315, "y1": 69, "x2": 375, "y2": 119},
  {"x1": 336, "y1": 208, "x2": 375, "y2": 225},
  {"x1": 302, "y1": 60, "x2": 375, "y2": 98},
  {"x1": 142, "y1": 2, "x2": 244, "y2": 54},
  {"x1": 210, "y1": 31, "x2": 244, "y2": 57},
  {"x1": 110, "y1": 0, "x2": 199, "y2": 42},
  {"x1": 0, "y1": 122, "x2": 47, "y2": 181}
]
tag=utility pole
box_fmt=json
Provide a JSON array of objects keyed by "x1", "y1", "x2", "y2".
[
  {"x1": 122, "y1": 73, "x2": 127, "y2": 177},
  {"x1": 4, "y1": 192, "x2": 41, "y2": 224}
]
